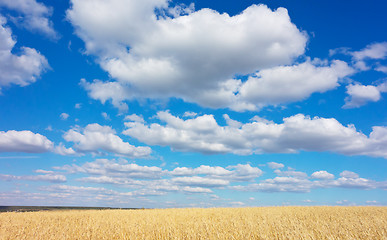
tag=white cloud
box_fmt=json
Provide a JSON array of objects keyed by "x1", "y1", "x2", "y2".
[
  {"x1": 0, "y1": 130, "x2": 53, "y2": 153},
  {"x1": 74, "y1": 103, "x2": 82, "y2": 109},
  {"x1": 53, "y1": 143, "x2": 77, "y2": 156},
  {"x1": 0, "y1": 16, "x2": 48, "y2": 91},
  {"x1": 267, "y1": 162, "x2": 284, "y2": 169},
  {"x1": 124, "y1": 114, "x2": 144, "y2": 123},
  {"x1": 183, "y1": 112, "x2": 197, "y2": 118},
  {"x1": 343, "y1": 84, "x2": 381, "y2": 108},
  {"x1": 232, "y1": 172, "x2": 386, "y2": 193},
  {"x1": 123, "y1": 111, "x2": 387, "y2": 158},
  {"x1": 311, "y1": 170, "x2": 334, "y2": 180},
  {"x1": 236, "y1": 60, "x2": 353, "y2": 109},
  {"x1": 0, "y1": 0, "x2": 58, "y2": 38},
  {"x1": 60, "y1": 113, "x2": 70, "y2": 120},
  {"x1": 351, "y1": 42, "x2": 387, "y2": 60},
  {"x1": 172, "y1": 176, "x2": 229, "y2": 188},
  {"x1": 170, "y1": 164, "x2": 262, "y2": 182},
  {"x1": 55, "y1": 158, "x2": 163, "y2": 179},
  {"x1": 274, "y1": 169, "x2": 308, "y2": 178},
  {"x1": 67, "y1": 1, "x2": 330, "y2": 111},
  {"x1": 63, "y1": 123, "x2": 152, "y2": 158},
  {"x1": 0, "y1": 173, "x2": 66, "y2": 183},
  {"x1": 80, "y1": 79, "x2": 129, "y2": 112},
  {"x1": 101, "y1": 112, "x2": 110, "y2": 120},
  {"x1": 339, "y1": 170, "x2": 359, "y2": 179},
  {"x1": 375, "y1": 65, "x2": 387, "y2": 73}
]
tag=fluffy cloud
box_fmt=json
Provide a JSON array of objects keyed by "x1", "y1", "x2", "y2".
[
  {"x1": 343, "y1": 84, "x2": 381, "y2": 108},
  {"x1": 0, "y1": 130, "x2": 53, "y2": 153},
  {"x1": 339, "y1": 170, "x2": 359, "y2": 179},
  {"x1": 68, "y1": 1, "x2": 356, "y2": 111},
  {"x1": 236, "y1": 60, "x2": 353, "y2": 109},
  {"x1": 0, "y1": 16, "x2": 48, "y2": 91},
  {"x1": 311, "y1": 171, "x2": 335, "y2": 180},
  {"x1": 351, "y1": 42, "x2": 387, "y2": 61},
  {"x1": 0, "y1": 0, "x2": 58, "y2": 38},
  {"x1": 63, "y1": 123, "x2": 151, "y2": 158},
  {"x1": 123, "y1": 111, "x2": 387, "y2": 158},
  {"x1": 343, "y1": 82, "x2": 387, "y2": 108}
]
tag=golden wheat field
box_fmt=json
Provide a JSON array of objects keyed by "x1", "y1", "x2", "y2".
[{"x1": 0, "y1": 206, "x2": 386, "y2": 240}]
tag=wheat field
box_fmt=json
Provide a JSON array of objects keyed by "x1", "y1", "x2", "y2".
[{"x1": 0, "y1": 206, "x2": 386, "y2": 239}]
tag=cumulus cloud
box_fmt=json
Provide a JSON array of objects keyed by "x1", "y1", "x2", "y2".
[
  {"x1": 123, "y1": 111, "x2": 387, "y2": 158},
  {"x1": 236, "y1": 60, "x2": 353, "y2": 109},
  {"x1": 68, "y1": 1, "x2": 355, "y2": 111},
  {"x1": 343, "y1": 84, "x2": 381, "y2": 108},
  {"x1": 311, "y1": 171, "x2": 334, "y2": 180},
  {"x1": 0, "y1": 16, "x2": 48, "y2": 91},
  {"x1": 0, "y1": 0, "x2": 58, "y2": 38},
  {"x1": 0, "y1": 130, "x2": 53, "y2": 153},
  {"x1": 63, "y1": 123, "x2": 152, "y2": 158}
]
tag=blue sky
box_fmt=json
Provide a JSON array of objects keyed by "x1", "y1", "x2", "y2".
[{"x1": 0, "y1": 0, "x2": 386, "y2": 208}]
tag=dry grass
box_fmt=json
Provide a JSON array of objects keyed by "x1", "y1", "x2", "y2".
[{"x1": 0, "y1": 206, "x2": 386, "y2": 239}]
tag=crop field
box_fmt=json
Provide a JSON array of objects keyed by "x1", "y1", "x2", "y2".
[{"x1": 0, "y1": 206, "x2": 386, "y2": 239}]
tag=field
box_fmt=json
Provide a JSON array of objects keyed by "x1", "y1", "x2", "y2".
[{"x1": 0, "y1": 206, "x2": 386, "y2": 239}]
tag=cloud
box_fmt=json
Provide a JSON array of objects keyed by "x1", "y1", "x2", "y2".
[
  {"x1": 267, "y1": 162, "x2": 284, "y2": 169},
  {"x1": 124, "y1": 114, "x2": 144, "y2": 123},
  {"x1": 55, "y1": 158, "x2": 164, "y2": 179},
  {"x1": 101, "y1": 112, "x2": 110, "y2": 120},
  {"x1": 0, "y1": 173, "x2": 66, "y2": 183},
  {"x1": 123, "y1": 111, "x2": 387, "y2": 158},
  {"x1": 60, "y1": 113, "x2": 70, "y2": 120},
  {"x1": 339, "y1": 170, "x2": 359, "y2": 179},
  {"x1": 236, "y1": 60, "x2": 353, "y2": 110},
  {"x1": 67, "y1": 1, "x2": 336, "y2": 111},
  {"x1": 343, "y1": 84, "x2": 382, "y2": 108},
  {"x1": 183, "y1": 112, "x2": 197, "y2": 118},
  {"x1": 0, "y1": 130, "x2": 53, "y2": 153},
  {"x1": 274, "y1": 169, "x2": 308, "y2": 178},
  {"x1": 80, "y1": 79, "x2": 129, "y2": 112},
  {"x1": 0, "y1": 16, "x2": 48, "y2": 91},
  {"x1": 231, "y1": 170, "x2": 386, "y2": 193},
  {"x1": 311, "y1": 171, "x2": 334, "y2": 180},
  {"x1": 171, "y1": 176, "x2": 229, "y2": 188},
  {"x1": 63, "y1": 123, "x2": 152, "y2": 158},
  {"x1": 0, "y1": 0, "x2": 58, "y2": 38},
  {"x1": 53, "y1": 143, "x2": 77, "y2": 156},
  {"x1": 170, "y1": 164, "x2": 262, "y2": 182},
  {"x1": 351, "y1": 42, "x2": 387, "y2": 61}
]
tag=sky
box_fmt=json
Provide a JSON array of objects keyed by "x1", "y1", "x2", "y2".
[{"x1": 0, "y1": 0, "x2": 386, "y2": 208}]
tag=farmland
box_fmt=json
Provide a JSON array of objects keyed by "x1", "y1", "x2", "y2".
[{"x1": 0, "y1": 206, "x2": 386, "y2": 239}]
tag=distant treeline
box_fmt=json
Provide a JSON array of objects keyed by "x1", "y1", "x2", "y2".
[{"x1": 0, "y1": 206, "x2": 143, "y2": 212}]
